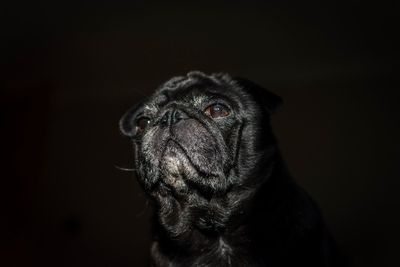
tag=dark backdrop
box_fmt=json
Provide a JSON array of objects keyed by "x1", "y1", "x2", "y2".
[{"x1": 1, "y1": 1, "x2": 398, "y2": 266}]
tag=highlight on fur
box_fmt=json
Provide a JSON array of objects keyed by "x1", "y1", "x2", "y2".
[{"x1": 120, "y1": 71, "x2": 340, "y2": 267}]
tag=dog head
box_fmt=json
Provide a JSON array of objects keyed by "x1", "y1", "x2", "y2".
[{"x1": 120, "y1": 71, "x2": 282, "y2": 204}]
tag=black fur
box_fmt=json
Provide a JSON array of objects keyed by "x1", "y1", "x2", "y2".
[{"x1": 120, "y1": 71, "x2": 339, "y2": 266}]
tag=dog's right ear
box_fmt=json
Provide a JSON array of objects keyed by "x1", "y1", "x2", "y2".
[
  {"x1": 233, "y1": 77, "x2": 283, "y2": 114},
  {"x1": 119, "y1": 104, "x2": 143, "y2": 137}
]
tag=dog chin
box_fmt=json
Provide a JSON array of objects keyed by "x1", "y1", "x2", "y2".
[
  {"x1": 149, "y1": 140, "x2": 228, "y2": 198},
  {"x1": 158, "y1": 143, "x2": 193, "y2": 195}
]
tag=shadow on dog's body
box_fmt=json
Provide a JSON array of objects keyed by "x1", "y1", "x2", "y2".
[{"x1": 120, "y1": 72, "x2": 339, "y2": 266}]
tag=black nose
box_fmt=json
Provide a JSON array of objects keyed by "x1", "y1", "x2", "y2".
[{"x1": 160, "y1": 109, "x2": 188, "y2": 126}]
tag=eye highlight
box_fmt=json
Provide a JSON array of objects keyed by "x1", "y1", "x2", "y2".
[
  {"x1": 135, "y1": 117, "x2": 151, "y2": 134},
  {"x1": 204, "y1": 103, "x2": 230, "y2": 118}
]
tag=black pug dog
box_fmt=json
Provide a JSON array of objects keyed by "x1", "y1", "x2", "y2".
[{"x1": 120, "y1": 71, "x2": 339, "y2": 267}]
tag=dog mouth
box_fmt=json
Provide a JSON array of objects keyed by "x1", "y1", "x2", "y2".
[
  {"x1": 157, "y1": 138, "x2": 211, "y2": 195},
  {"x1": 150, "y1": 137, "x2": 224, "y2": 198},
  {"x1": 160, "y1": 140, "x2": 191, "y2": 183},
  {"x1": 139, "y1": 118, "x2": 230, "y2": 197}
]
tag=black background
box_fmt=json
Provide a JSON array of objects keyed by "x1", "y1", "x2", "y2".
[{"x1": 1, "y1": 1, "x2": 399, "y2": 266}]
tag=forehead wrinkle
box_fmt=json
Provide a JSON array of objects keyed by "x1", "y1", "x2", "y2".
[
  {"x1": 144, "y1": 103, "x2": 158, "y2": 113},
  {"x1": 191, "y1": 94, "x2": 207, "y2": 108}
]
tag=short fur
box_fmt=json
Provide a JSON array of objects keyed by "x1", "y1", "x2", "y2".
[{"x1": 120, "y1": 71, "x2": 339, "y2": 266}]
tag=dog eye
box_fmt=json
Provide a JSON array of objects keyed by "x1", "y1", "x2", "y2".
[
  {"x1": 135, "y1": 117, "x2": 151, "y2": 134},
  {"x1": 204, "y1": 103, "x2": 230, "y2": 118}
]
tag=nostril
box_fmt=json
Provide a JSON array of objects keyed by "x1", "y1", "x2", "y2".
[
  {"x1": 172, "y1": 110, "x2": 182, "y2": 123},
  {"x1": 160, "y1": 109, "x2": 188, "y2": 126},
  {"x1": 172, "y1": 109, "x2": 189, "y2": 124},
  {"x1": 161, "y1": 111, "x2": 170, "y2": 125}
]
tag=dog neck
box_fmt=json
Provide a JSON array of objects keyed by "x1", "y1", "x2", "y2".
[{"x1": 150, "y1": 153, "x2": 292, "y2": 265}]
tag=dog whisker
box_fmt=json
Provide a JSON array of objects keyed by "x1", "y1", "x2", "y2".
[
  {"x1": 118, "y1": 71, "x2": 338, "y2": 266},
  {"x1": 114, "y1": 164, "x2": 137, "y2": 172}
]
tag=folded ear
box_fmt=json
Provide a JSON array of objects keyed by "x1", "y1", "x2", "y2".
[
  {"x1": 233, "y1": 77, "x2": 283, "y2": 114},
  {"x1": 119, "y1": 104, "x2": 143, "y2": 137}
]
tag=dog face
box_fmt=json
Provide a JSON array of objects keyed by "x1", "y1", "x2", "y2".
[
  {"x1": 119, "y1": 75, "x2": 338, "y2": 266},
  {"x1": 120, "y1": 71, "x2": 282, "y2": 203}
]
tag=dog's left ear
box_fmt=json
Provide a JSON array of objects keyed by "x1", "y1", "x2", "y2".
[
  {"x1": 233, "y1": 77, "x2": 283, "y2": 114},
  {"x1": 119, "y1": 103, "x2": 143, "y2": 137}
]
